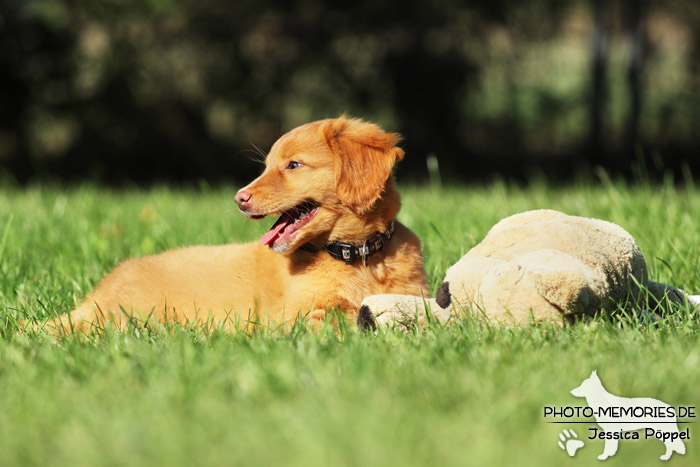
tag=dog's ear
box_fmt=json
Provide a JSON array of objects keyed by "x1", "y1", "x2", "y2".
[{"x1": 324, "y1": 116, "x2": 404, "y2": 214}]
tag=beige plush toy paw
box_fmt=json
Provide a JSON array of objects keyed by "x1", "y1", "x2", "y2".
[
  {"x1": 357, "y1": 295, "x2": 451, "y2": 330},
  {"x1": 360, "y1": 209, "x2": 693, "y2": 330}
]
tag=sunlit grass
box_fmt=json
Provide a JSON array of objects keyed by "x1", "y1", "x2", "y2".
[{"x1": 0, "y1": 179, "x2": 699, "y2": 466}]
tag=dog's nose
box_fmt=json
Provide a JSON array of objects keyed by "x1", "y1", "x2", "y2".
[{"x1": 235, "y1": 190, "x2": 252, "y2": 211}]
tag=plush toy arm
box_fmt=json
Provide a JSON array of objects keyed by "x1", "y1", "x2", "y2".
[{"x1": 358, "y1": 294, "x2": 452, "y2": 330}]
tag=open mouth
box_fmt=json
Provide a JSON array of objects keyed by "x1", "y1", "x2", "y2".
[{"x1": 260, "y1": 202, "x2": 319, "y2": 248}]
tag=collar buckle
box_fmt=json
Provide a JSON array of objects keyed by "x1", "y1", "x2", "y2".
[{"x1": 358, "y1": 242, "x2": 370, "y2": 266}]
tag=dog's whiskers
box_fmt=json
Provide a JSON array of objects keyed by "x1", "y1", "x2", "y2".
[
  {"x1": 251, "y1": 143, "x2": 268, "y2": 160},
  {"x1": 237, "y1": 148, "x2": 266, "y2": 165}
]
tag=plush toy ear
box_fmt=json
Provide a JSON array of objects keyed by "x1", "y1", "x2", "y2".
[{"x1": 324, "y1": 116, "x2": 404, "y2": 214}]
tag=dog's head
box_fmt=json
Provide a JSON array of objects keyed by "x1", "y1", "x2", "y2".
[
  {"x1": 235, "y1": 116, "x2": 404, "y2": 253},
  {"x1": 570, "y1": 370, "x2": 601, "y2": 398}
]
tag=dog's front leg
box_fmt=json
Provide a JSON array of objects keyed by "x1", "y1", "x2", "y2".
[
  {"x1": 305, "y1": 308, "x2": 350, "y2": 331},
  {"x1": 598, "y1": 437, "x2": 619, "y2": 460}
]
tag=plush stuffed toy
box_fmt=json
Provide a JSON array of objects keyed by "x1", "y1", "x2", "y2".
[{"x1": 358, "y1": 210, "x2": 694, "y2": 330}]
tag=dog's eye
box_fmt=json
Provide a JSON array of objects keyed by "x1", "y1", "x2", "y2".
[{"x1": 286, "y1": 161, "x2": 303, "y2": 170}]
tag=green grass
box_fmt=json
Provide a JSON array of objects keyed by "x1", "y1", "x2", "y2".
[{"x1": 1, "y1": 179, "x2": 699, "y2": 466}]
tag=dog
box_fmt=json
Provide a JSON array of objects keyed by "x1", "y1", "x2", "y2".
[
  {"x1": 39, "y1": 116, "x2": 428, "y2": 334},
  {"x1": 571, "y1": 370, "x2": 686, "y2": 461}
]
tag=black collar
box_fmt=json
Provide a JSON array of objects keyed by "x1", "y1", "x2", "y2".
[{"x1": 301, "y1": 221, "x2": 395, "y2": 266}]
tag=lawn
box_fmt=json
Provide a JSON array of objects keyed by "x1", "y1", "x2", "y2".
[{"x1": 0, "y1": 178, "x2": 699, "y2": 466}]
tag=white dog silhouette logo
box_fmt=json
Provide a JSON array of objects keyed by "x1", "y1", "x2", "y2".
[{"x1": 570, "y1": 370, "x2": 686, "y2": 461}]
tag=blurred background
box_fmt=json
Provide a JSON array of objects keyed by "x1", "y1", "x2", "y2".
[{"x1": 1, "y1": 0, "x2": 699, "y2": 185}]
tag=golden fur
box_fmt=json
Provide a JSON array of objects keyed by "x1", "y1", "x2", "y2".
[{"x1": 42, "y1": 117, "x2": 428, "y2": 334}]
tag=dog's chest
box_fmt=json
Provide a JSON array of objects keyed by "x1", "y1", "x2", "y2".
[{"x1": 317, "y1": 259, "x2": 394, "y2": 306}]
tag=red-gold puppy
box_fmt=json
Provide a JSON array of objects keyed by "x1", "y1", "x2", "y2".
[{"x1": 43, "y1": 116, "x2": 428, "y2": 334}]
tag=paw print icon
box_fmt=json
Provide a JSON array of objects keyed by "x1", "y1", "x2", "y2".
[{"x1": 558, "y1": 428, "x2": 585, "y2": 457}]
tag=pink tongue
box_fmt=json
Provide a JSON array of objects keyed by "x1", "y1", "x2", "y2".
[
  {"x1": 261, "y1": 219, "x2": 290, "y2": 246},
  {"x1": 260, "y1": 213, "x2": 294, "y2": 246}
]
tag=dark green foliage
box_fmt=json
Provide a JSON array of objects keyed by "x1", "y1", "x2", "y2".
[{"x1": 2, "y1": 1, "x2": 700, "y2": 183}]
